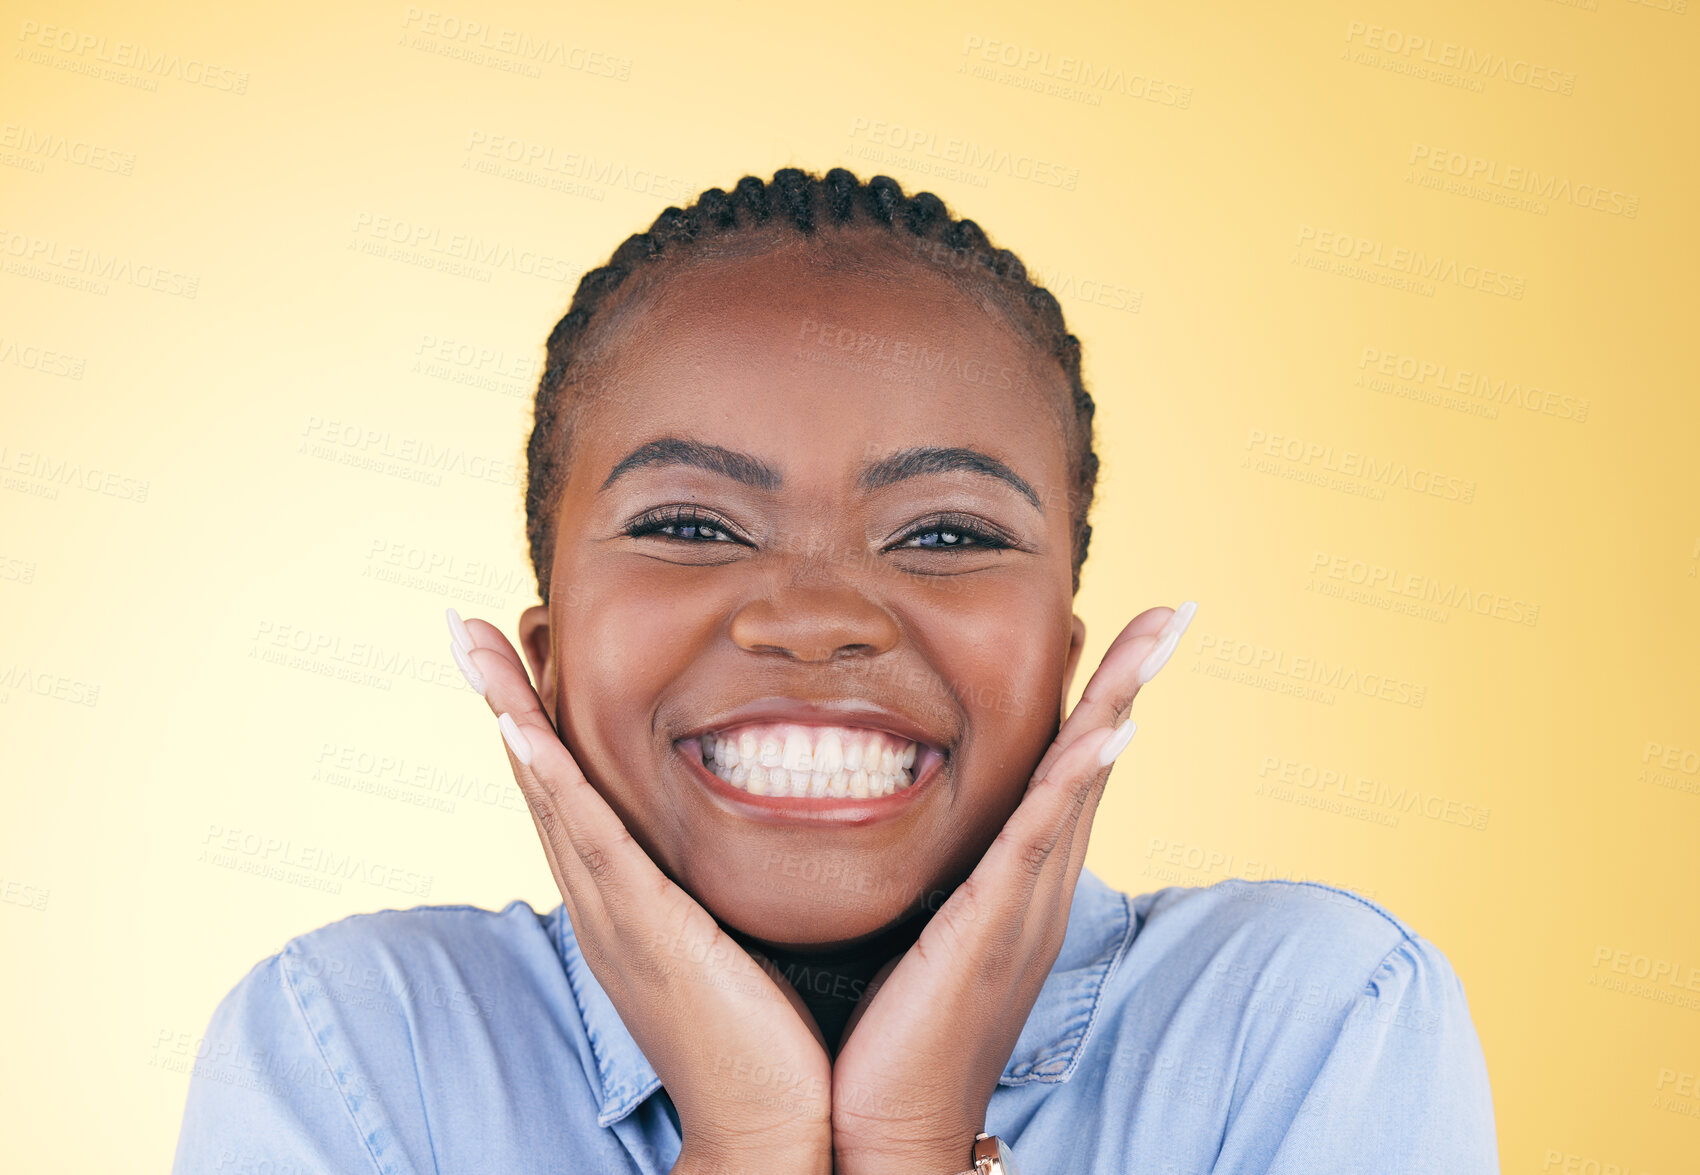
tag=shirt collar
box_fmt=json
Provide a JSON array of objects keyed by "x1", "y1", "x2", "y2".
[{"x1": 552, "y1": 866, "x2": 1135, "y2": 1126}]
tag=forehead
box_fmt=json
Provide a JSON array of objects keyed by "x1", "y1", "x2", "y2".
[{"x1": 566, "y1": 240, "x2": 1076, "y2": 496}]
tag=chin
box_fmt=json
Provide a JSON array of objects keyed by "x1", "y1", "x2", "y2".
[{"x1": 689, "y1": 868, "x2": 930, "y2": 951}]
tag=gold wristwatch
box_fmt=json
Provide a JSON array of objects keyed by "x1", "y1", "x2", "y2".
[{"x1": 963, "y1": 1131, "x2": 1019, "y2": 1175}]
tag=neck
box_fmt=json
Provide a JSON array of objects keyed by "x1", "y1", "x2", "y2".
[{"x1": 730, "y1": 910, "x2": 931, "y2": 1058}]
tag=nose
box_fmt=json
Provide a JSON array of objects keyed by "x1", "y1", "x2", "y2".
[{"x1": 727, "y1": 562, "x2": 901, "y2": 662}]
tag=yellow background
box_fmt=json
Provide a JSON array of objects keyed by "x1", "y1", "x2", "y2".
[{"x1": 3, "y1": 1, "x2": 1697, "y2": 1171}]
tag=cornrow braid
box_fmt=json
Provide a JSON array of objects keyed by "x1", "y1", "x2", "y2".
[{"x1": 525, "y1": 166, "x2": 1099, "y2": 602}]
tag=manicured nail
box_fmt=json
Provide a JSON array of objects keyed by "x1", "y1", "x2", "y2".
[
  {"x1": 1137, "y1": 600, "x2": 1198, "y2": 685},
  {"x1": 1097, "y1": 718, "x2": 1138, "y2": 766},
  {"x1": 498, "y1": 712, "x2": 533, "y2": 766},
  {"x1": 446, "y1": 607, "x2": 473, "y2": 653},
  {"x1": 450, "y1": 641, "x2": 485, "y2": 696},
  {"x1": 1166, "y1": 600, "x2": 1198, "y2": 639}
]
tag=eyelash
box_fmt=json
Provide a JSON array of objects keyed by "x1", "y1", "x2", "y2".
[{"x1": 622, "y1": 506, "x2": 1012, "y2": 551}]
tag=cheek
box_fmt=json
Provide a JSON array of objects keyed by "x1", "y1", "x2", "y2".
[
  {"x1": 925, "y1": 588, "x2": 1068, "y2": 772},
  {"x1": 554, "y1": 583, "x2": 689, "y2": 791}
]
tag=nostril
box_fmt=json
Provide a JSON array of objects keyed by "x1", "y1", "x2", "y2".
[{"x1": 832, "y1": 644, "x2": 878, "y2": 659}]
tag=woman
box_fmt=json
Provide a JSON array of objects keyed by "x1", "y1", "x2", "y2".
[{"x1": 172, "y1": 167, "x2": 1498, "y2": 1174}]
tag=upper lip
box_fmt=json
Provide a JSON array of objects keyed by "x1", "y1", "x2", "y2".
[{"x1": 677, "y1": 696, "x2": 949, "y2": 752}]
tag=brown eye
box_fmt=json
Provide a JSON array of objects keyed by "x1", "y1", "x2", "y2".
[
  {"x1": 624, "y1": 506, "x2": 743, "y2": 545},
  {"x1": 893, "y1": 514, "x2": 1012, "y2": 551}
]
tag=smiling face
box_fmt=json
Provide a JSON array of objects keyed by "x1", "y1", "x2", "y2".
[{"x1": 518, "y1": 231, "x2": 1089, "y2": 950}]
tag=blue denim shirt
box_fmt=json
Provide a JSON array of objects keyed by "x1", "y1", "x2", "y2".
[{"x1": 170, "y1": 870, "x2": 1498, "y2": 1173}]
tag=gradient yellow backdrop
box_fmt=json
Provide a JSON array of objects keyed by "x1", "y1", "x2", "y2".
[{"x1": 3, "y1": 1, "x2": 1697, "y2": 1171}]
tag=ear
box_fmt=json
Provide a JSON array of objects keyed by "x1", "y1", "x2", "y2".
[
  {"x1": 1059, "y1": 612, "x2": 1087, "y2": 725},
  {"x1": 517, "y1": 603, "x2": 559, "y2": 727}
]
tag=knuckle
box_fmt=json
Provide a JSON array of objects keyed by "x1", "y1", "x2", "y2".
[
  {"x1": 577, "y1": 842, "x2": 615, "y2": 882},
  {"x1": 1018, "y1": 835, "x2": 1053, "y2": 880},
  {"x1": 531, "y1": 802, "x2": 563, "y2": 844}
]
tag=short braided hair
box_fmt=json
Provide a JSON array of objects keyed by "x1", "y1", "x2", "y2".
[{"x1": 525, "y1": 166, "x2": 1099, "y2": 602}]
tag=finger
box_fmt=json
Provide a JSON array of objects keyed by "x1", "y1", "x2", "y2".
[
  {"x1": 448, "y1": 613, "x2": 652, "y2": 924},
  {"x1": 453, "y1": 615, "x2": 548, "y2": 723},
  {"x1": 1029, "y1": 602, "x2": 1195, "y2": 786},
  {"x1": 1028, "y1": 605, "x2": 1185, "y2": 926},
  {"x1": 1037, "y1": 729, "x2": 1125, "y2": 924},
  {"x1": 941, "y1": 724, "x2": 1123, "y2": 956},
  {"x1": 1025, "y1": 606, "x2": 1182, "y2": 924},
  {"x1": 1006, "y1": 723, "x2": 1122, "y2": 900},
  {"x1": 837, "y1": 954, "x2": 900, "y2": 1049},
  {"x1": 748, "y1": 948, "x2": 832, "y2": 1055}
]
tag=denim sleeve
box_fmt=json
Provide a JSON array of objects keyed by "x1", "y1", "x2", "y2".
[
  {"x1": 1257, "y1": 933, "x2": 1500, "y2": 1174},
  {"x1": 170, "y1": 954, "x2": 389, "y2": 1175}
]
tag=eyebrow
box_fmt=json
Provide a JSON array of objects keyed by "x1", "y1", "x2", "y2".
[{"x1": 598, "y1": 436, "x2": 1043, "y2": 513}]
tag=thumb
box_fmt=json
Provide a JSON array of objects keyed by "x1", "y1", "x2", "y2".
[
  {"x1": 837, "y1": 954, "x2": 902, "y2": 1049},
  {"x1": 749, "y1": 947, "x2": 831, "y2": 1055}
]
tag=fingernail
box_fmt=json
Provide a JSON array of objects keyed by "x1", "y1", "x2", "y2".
[
  {"x1": 450, "y1": 641, "x2": 485, "y2": 696},
  {"x1": 498, "y1": 712, "x2": 533, "y2": 766},
  {"x1": 446, "y1": 607, "x2": 473, "y2": 653},
  {"x1": 1167, "y1": 600, "x2": 1198, "y2": 640},
  {"x1": 1137, "y1": 600, "x2": 1198, "y2": 685},
  {"x1": 1097, "y1": 718, "x2": 1138, "y2": 766}
]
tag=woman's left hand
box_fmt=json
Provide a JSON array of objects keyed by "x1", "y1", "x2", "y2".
[{"x1": 829, "y1": 603, "x2": 1194, "y2": 1175}]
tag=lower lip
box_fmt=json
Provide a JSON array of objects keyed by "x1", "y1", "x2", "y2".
[{"x1": 673, "y1": 736, "x2": 945, "y2": 826}]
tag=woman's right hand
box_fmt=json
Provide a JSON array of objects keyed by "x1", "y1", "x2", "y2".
[{"x1": 448, "y1": 611, "x2": 834, "y2": 1175}]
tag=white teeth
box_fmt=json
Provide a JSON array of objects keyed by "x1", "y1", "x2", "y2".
[
  {"x1": 816, "y1": 730, "x2": 843, "y2": 774},
  {"x1": 782, "y1": 730, "x2": 813, "y2": 772},
  {"x1": 693, "y1": 724, "x2": 928, "y2": 800}
]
